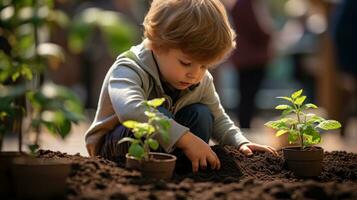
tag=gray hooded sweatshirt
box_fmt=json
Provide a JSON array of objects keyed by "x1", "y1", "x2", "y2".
[{"x1": 85, "y1": 42, "x2": 250, "y2": 156}]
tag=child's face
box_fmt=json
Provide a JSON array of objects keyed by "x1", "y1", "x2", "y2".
[{"x1": 153, "y1": 48, "x2": 208, "y2": 90}]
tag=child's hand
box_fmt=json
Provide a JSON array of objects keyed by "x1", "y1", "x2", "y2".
[
  {"x1": 176, "y1": 131, "x2": 221, "y2": 172},
  {"x1": 239, "y1": 142, "x2": 278, "y2": 157}
]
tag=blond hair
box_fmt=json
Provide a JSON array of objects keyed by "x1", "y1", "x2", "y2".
[{"x1": 143, "y1": 0, "x2": 236, "y2": 65}]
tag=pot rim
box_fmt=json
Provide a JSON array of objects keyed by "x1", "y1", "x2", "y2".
[
  {"x1": 126, "y1": 152, "x2": 177, "y2": 163},
  {"x1": 282, "y1": 146, "x2": 323, "y2": 151},
  {"x1": 12, "y1": 157, "x2": 72, "y2": 166},
  {"x1": 0, "y1": 151, "x2": 28, "y2": 157}
]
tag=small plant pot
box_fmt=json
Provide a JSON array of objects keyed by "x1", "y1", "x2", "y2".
[
  {"x1": 11, "y1": 157, "x2": 72, "y2": 199},
  {"x1": 283, "y1": 146, "x2": 323, "y2": 178},
  {"x1": 0, "y1": 152, "x2": 29, "y2": 199},
  {"x1": 126, "y1": 152, "x2": 177, "y2": 180}
]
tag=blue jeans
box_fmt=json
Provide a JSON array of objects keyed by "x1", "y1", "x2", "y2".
[{"x1": 99, "y1": 103, "x2": 213, "y2": 160}]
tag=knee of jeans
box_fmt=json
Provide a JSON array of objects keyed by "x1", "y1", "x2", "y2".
[{"x1": 178, "y1": 104, "x2": 213, "y2": 124}]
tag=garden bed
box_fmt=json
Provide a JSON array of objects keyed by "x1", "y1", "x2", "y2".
[{"x1": 38, "y1": 145, "x2": 357, "y2": 200}]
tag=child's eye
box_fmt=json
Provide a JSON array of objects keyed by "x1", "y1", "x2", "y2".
[{"x1": 179, "y1": 60, "x2": 191, "y2": 66}]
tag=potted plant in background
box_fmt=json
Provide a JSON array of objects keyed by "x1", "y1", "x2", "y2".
[
  {"x1": 0, "y1": 0, "x2": 84, "y2": 199},
  {"x1": 11, "y1": 82, "x2": 84, "y2": 200},
  {"x1": 265, "y1": 89, "x2": 341, "y2": 177},
  {"x1": 0, "y1": 85, "x2": 28, "y2": 199},
  {"x1": 118, "y1": 98, "x2": 177, "y2": 180}
]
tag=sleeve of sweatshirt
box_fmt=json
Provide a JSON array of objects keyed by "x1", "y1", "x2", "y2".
[
  {"x1": 200, "y1": 73, "x2": 250, "y2": 147},
  {"x1": 108, "y1": 64, "x2": 189, "y2": 153}
]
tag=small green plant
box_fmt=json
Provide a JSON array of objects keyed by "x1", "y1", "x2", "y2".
[
  {"x1": 118, "y1": 98, "x2": 171, "y2": 160},
  {"x1": 265, "y1": 89, "x2": 341, "y2": 149}
]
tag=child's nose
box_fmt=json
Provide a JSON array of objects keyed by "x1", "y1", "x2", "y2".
[{"x1": 186, "y1": 73, "x2": 196, "y2": 79}]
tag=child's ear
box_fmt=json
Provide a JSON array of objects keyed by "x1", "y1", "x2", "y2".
[
  {"x1": 151, "y1": 45, "x2": 169, "y2": 56},
  {"x1": 144, "y1": 39, "x2": 169, "y2": 55}
]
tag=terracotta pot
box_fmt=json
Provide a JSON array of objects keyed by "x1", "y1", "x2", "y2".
[
  {"x1": 283, "y1": 146, "x2": 323, "y2": 178},
  {"x1": 0, "y1": 152, "x2": 28, "y2": 199},
  {"x1": 126, "y1": 152, "x2": 176, "y2": 180},
  {"x1": 11, "y1": 157, "x2": 72, "y2": 199}
]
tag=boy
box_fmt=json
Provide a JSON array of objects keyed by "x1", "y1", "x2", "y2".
[{"x1": 85, "y1": 0, "x2": 278, "y2": 172}]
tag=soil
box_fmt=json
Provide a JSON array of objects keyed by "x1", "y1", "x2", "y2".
[{"x1": 37, "y1": 145, "x2": 357, "y2": 200}]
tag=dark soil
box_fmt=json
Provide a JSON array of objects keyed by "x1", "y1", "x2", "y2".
[{"x1": 38, "y1": 145, "x2": 357, "y2": 200}]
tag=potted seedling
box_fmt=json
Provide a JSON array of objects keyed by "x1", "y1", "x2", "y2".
[
  {"x1": 265, "y1": 89, "x2": 341, "y2": 177},
  {"x1": 118, "y1": 98, "x2": 176, "y2": 180}
]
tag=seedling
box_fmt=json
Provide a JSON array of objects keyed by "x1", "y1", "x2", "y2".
[
  {"x1": 118, "y1": 98, "x2": 171, "y2": 160},
  {"x1": 265, "y1": 89, "x2": 341, "y2": 149}
]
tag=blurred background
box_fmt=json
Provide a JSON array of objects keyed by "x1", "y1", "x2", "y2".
[{"x1": 1, "y1": 0, "x2": 356, "y2": 156}]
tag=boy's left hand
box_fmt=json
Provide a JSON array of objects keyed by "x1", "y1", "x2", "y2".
[{"x1": 239, "y1": 142, "x2": 278, "y2": 157}]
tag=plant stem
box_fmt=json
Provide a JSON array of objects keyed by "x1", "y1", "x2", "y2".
[
  {"x1": 143, "y1": 141, "x2": 150, "y2": 160},
  {"x1": 16, "y1": 97, "x2": 25, "y2": 153},
  {"x1": 296, "y1": 108, "x2": 304, "y2": 149},
  {"x1": 0, "y1": 134, "x2": 3, "y2": 151}
]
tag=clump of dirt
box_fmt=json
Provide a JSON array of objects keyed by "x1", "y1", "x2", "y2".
[{"x1": 36, "y1": 145, "x2": 357, "y2": 200}]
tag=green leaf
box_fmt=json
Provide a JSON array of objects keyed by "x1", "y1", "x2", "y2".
[
  {"x1": 291, "y1": 89, "x2": 303, "y2": 99},
  {"x1": 311, "y1": 131, "x2": 321, "y2": 144},
  {"x1": 20, "y1": 65, "x2": 33, "y2": 80},
  {"x1": 282, "y1": 108, "x2": 294, "y2": 117},
  {"x1": 276, "y1": 96, "x2": 293, "y2": 103},
  {"x1": 28, "y1": 144, "x2": 40, "y2": 155},
  {"x1": 303, "y1": 134, "x2": 313, "y2": 147},
  {"x1": 144, "y1": 111, "x2": 156, "y2": 118},
  {"x1": 56, "y1": 119, "x2": 71, "y2": 139},
  {"x1": 265, "y1": 118, "x2": 297, "y2": 131},
  {"x1": 137, "y1": 123, "x2": 155, "y2": 135},
  {"x1": 294, "y1": 96, "x2": 306, "y2": 106},
  {"x1": 306, "y1": 114, "x2": 324, "y2": 124},
  {"x1": 301, "y1": 124, "x2": 321, "y2": 146},
  {"x1": 281, "y1": 118, "x2": 298, "y2": 125},
  {"x1": 317, "y1": 120, "x2": 342, "y2": 130},
  {"x1": 147, "y1": 138, "x2": 159, "y2": 150},
  {"x1": 41, "y1": 121, "x2": 56, "y2": 133},
  {"x1": 302, "y1": 103, "x2": 318, "y2": 109},
  {"x1": 288, "y1": 130, "x2": 299, "y2": 144},
  {"x1": 276, "y1": 129, "x2": 288, "y2": 137},
  {"x1": 133, "y1": 130, "x2": 144, "y2": 139},
  {"x1": 264, "y1": 120, "x2": 282, "y2": 130},
  {"x1": 41, "y1": 112, "x2": 71, "y2": 139},
  {"x1": 275, "y1": 105, "x2": 290, "y2": 110},
  {"x1": 146, "y1": 98, "x2": 165, "y2": 108},
  {"x1": 12, "y1": 72, "x2": 20, "y2": 81},
  {"x1": 123, "y1": 120, "x2": 139, "y2": 129},
  {"x1": 128, "y1": 143, "x2": 145, "y2": 159}
]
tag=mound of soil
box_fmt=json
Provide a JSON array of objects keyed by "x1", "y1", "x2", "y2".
[{"x1": 37, "y1": 145, "x2": 357, "y2": 200}]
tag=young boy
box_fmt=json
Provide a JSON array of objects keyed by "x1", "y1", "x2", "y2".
[{"x1": 85, "y1": 0, "x2": 278, "y2": 172}]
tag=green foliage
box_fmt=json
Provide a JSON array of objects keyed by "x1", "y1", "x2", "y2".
[
  {"x1": 118, "y1": 98, "x2": 171, "y2": 160},
  {"x1": 265, "y1": 89, "x2": 341, "y2": 149},
  {"x1": 27, "y1": 83, "x2": 84, "y2": 139},
  {"x1": 28, "y1": 143, "x2": 39, "y2": 156},
  {"x1": 68, "y1": 8, "x2": 137, "y2": 56},
  {"x1": 0, "y1": 0, "x2": 84, "y2": 151}
]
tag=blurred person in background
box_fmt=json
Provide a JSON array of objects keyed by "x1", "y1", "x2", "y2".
[
  {"x1": 277, "y1": 0, "x2": 326, "y2": 102},
  {"x1": 230, "y1": 0, "x2": 274, "y2": 129},
  {"x1": 331, "y1": 0, "x2": 357, "y2": 136}
]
